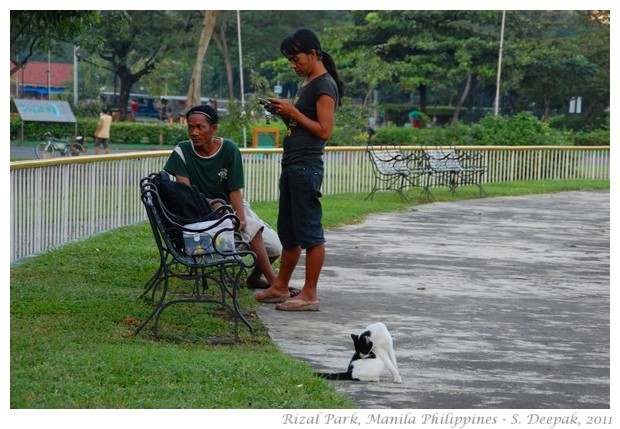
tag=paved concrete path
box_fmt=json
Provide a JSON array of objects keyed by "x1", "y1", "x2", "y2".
[{"x1": 257, "y1": 191, "x2": 610, "y2": 409}]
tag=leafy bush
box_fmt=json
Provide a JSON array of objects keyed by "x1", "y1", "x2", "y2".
[
  {"x1": 379, "y1": 103, "x2": 464, "y2": 126},
  {"x1": 548, "y1": 113, "x2": 610, "y2": 132},
  {"x1": 373, "y1": 127, "x2": 418, "y2": 145},
  {"x1": 421, "y1": 123, "x2": 475, "y2": 146},
  {"x1": 548, "y1": 114, "x2": 588, "y2": 132},
  {"x1": 11, "y1": 110, "x2": 608, "y2": 148},
  {"x1": 10, "y1": 117, "x2": 188, "y2": 146},
  {"x1": 343, "y1": 112, "x2": 600, "y2": 147},
  {"x1": 463, "y1": 113, "x2": 573, "y2": 146},
  {"x1": 571, "y1": 128, "x2": 610, "y2": 146}
]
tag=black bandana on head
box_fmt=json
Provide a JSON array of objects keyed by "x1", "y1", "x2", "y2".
[{"x1": 186, "y1": 104, "x2": 218, "y2": 125}]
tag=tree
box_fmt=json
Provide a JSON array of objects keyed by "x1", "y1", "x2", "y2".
[
  {"x1": 77, "y1": 11, "x2": 191, "y2": 120},
  {"x1": 212, "y1": 12, "x2": 239, "y2": 103},
  {"x1": 572, "y1": 11, "x2": 610, "y2": 128},
  {"x1": 323, "y1": 24, "x2": 392, "y2": 107},
  {"x1": 187, "y1": 11, "x2": 221, "y2": 107},
  {"x1": 326, "y1": 11, "x2": 500, "y2": 124},
  {"x1": 10, "y1": 10, "x2": 100, "y2": 76},
  {"x1": 500, "y1": 11, "x2": 609, "y2": 127}
]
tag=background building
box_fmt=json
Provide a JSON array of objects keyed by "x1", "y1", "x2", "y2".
[{"x1": 10, "y1": 61, "x2": 73, "y2": 99}]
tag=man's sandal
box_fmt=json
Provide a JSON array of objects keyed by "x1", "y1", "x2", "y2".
[{"x1": 253, "y1": 289, "x2": 288, "y2": 303}]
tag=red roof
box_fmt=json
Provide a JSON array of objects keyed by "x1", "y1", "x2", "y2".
[{"x1": 10, "y1": 61, "x2": 73, "y2": 86}]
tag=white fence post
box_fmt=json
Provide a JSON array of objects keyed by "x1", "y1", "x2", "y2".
[{"x1": 10, "y1": 146, "x2": 609, "y2": 263}]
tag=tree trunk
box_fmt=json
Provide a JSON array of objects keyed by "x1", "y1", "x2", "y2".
[
  {"x1": 583, "y1": 100, "x2": 599, "y2": 130},
  {"x1": 450, "y1": 74, "x2": 473, "y2": 126},
  {"x1": 417, "y1": 83, "x2": 428, "y2": 113},
  {"x1": 213, "y1": 23, "x2": 234, "y2": 102},
  {"x1": 541, "y1": 94, "x2": 550, "y2": 122},
  {"x1": 115, "y1": 61, "x2": 154, "y2": 121},
  {"x1": 117, "y1": 65, "x2": 137, "y2": 121},
  {"x1": 363, "y1": 87, "x2": 373, "y2": 108},
  {"x1": 187, "y1": 11, "x2": 221, "y2": 108}
]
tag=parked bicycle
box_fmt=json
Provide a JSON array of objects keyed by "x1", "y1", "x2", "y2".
[{"x1": 35, "y1": 132, "x2": 85, "y2": 159}]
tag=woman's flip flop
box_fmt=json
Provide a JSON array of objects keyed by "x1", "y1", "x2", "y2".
[{"x1": 275, "y1": 299, "x2": 319, "y2": 311}]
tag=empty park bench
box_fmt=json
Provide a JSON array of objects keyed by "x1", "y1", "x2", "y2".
[
  {"x1": 423, "y1": 147, "x2": 487, "y2": 197},
  {"x1": 365, "y1": 143, "x2": 431, "y2": 201}
]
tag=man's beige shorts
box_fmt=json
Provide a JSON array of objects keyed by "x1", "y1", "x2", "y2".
[{"x1": 239, "y1": 200, "x2": 282, "y2": 258}]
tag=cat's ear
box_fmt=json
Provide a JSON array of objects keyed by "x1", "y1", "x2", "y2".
[{"x1": 351, "y1": 334, "x2": 359, "y2": 341}]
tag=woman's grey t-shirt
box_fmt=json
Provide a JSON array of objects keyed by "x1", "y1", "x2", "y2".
[{"x1": 282, "y1": 73, "x2": 338, "y2": 166}]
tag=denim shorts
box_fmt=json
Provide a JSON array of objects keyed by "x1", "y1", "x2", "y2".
[{"x1": 277, "y1": 161, "x2": 325, "y2": 250}]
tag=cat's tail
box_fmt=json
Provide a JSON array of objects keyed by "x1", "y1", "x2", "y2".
[{"x1": 315, "y1": 371, "x2": 353, "y2": 380}]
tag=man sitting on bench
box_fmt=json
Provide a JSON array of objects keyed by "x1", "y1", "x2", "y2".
[{"x1": 164, "y1": 104, "x2": 298, "y2": 297}]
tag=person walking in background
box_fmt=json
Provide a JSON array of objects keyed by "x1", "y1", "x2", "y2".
[
  {"x1": 408, "y1": 109, "x2": 423, "y2": 129},
  {"x1": 94, "y1": 108, "x2": 112, "y2": 154},
  {"x1": 130, "y1": 99, "x2": 139, "y2": 121},
  {"x1": 253, "y1": 28, "x2": 344, "y2": 311},
  {"x1": 365, "y1": 121, "x2": 377, "y2": 143}
]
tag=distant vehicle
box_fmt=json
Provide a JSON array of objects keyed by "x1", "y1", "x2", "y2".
[
  {"x1": 99, "y1": 92, "x2": 159, "y2": 119},
  {"x1": 162, "y1": 95, "x2": 229, "y2": 120},
  {"x1": 99, "y1": 92, "x2": 228, "y2": 121}
]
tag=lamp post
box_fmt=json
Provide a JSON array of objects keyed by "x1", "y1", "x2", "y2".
[
  {"x1": 47, "y1": 50, "x2": 51, "y2": 100},
  {"x1": 73, "y1": 46, "x2": 79, "y2": 105},
  {"x1": 494, "y1": 10, "x2": 506, "y2": 117},
  {"x1": 237, "y1": 10, "x2": 247, "y2": 147}
]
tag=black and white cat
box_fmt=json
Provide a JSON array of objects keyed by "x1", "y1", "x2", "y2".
[{"x1": 317, "y1": 322, "x2": 402, "y2": 383}]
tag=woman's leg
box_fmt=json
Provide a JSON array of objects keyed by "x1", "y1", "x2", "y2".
[{"x1": 294, "y1": 243, "x2": 324, "y2": 303}]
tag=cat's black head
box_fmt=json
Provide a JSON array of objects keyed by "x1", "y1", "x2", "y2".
[{"x1": 351, "y1": 330, "x2": 374, "y2": 358}]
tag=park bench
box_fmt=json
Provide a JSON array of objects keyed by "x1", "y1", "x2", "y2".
[
  {"x1": 422, "y1": 147, "x2": 487, "y2": 198},
  {"x1": 365, "y1": 143, "x2": 431, "y2": 201},
  {"x1": 134, "y1": 172, "x2": 257, "y2": 340}
]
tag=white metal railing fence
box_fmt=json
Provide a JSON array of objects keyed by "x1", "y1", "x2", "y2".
[{"x1": 10, "y1": 146, "x2": 609, "y2": 263}]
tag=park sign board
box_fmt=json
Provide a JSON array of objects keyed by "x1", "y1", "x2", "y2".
[{"x1": 14, "y1": 99, "x2": 76, "y2": 123}]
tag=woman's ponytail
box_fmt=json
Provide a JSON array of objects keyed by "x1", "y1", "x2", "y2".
[{"x1": 321, "y1": 51, "x2": 344, "y2": 106}]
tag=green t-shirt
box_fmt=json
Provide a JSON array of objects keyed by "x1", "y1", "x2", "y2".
[{"x1": 164, "y1": 139, "x2": 244, "y2": 202}]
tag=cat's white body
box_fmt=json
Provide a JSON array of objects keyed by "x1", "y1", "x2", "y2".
[
  {"x1": 353, "y1": 322, "x2": 402, "y2": 383},
  {"x1": 350, "y1": 352, "x2": 390, "y2": 382},
  {"x1": 318, "y1": 322, "x2": 402, "y2": 383}
]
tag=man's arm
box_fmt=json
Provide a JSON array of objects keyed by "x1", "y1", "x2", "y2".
[
  {"x1": 94, "y1": 120, "x2": 102, "y2": 137},
  {"x1": 228, "y1": 189, "x2": 247, "y2": 232},
  {"x1": 176, "y1": 174, "x2": 246, "y2": 231},
  {"x1": 174, "y1": 174, "x2": 191, "y2": 186}
]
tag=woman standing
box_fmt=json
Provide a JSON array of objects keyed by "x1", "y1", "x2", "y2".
[{"x1": 253, "y1": 28, "x2": 344, "y2": 311}]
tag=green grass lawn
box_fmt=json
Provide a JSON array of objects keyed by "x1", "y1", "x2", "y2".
[{"x1": 10, "y1": 180, "x2": 609, "y2": 408}]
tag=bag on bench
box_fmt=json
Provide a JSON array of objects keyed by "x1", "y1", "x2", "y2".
[
  {"x1": 152, "y1": 171, "x2": 214, "y2": 222},
  {"x1": 151, "y1": 171, "x2": 221, "y2": 251}
]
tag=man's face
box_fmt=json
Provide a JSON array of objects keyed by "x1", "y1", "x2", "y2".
[{"x1": 187, "y1": 113, "x2": 217, "y2": 149}]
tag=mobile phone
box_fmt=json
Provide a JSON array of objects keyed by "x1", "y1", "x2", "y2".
[{"x1": 258, "y1": 98, "x2": 271, "y2": 107}]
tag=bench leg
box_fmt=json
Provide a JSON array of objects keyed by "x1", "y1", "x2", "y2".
[{"x1": 134, "y1": 264, "x2": 253, "y2": 339}]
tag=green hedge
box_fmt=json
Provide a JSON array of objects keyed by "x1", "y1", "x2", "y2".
[
  {"x1": 10, "y1": 111, "x2": 609, "y2": 148},
  {"x1": 369, "y1": 112, "x2": 609, "y2": 147},
  {"x1": 9, "y1": 115, "x2": 290, "y2": 148},
  {"x1": 10, "y1": 117, "x2": 188, "y2": 146}
]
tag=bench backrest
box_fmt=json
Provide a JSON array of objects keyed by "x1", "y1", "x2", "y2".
[
  {"x1": 140, "y1": 173, "x2": 254, "y2": 265},
  {"x1": 367, "y1": 146, "x2": 410, "y2": 175},
  {"x1": 424, "y1": 149, "x2": 461, "y2": 172}
]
